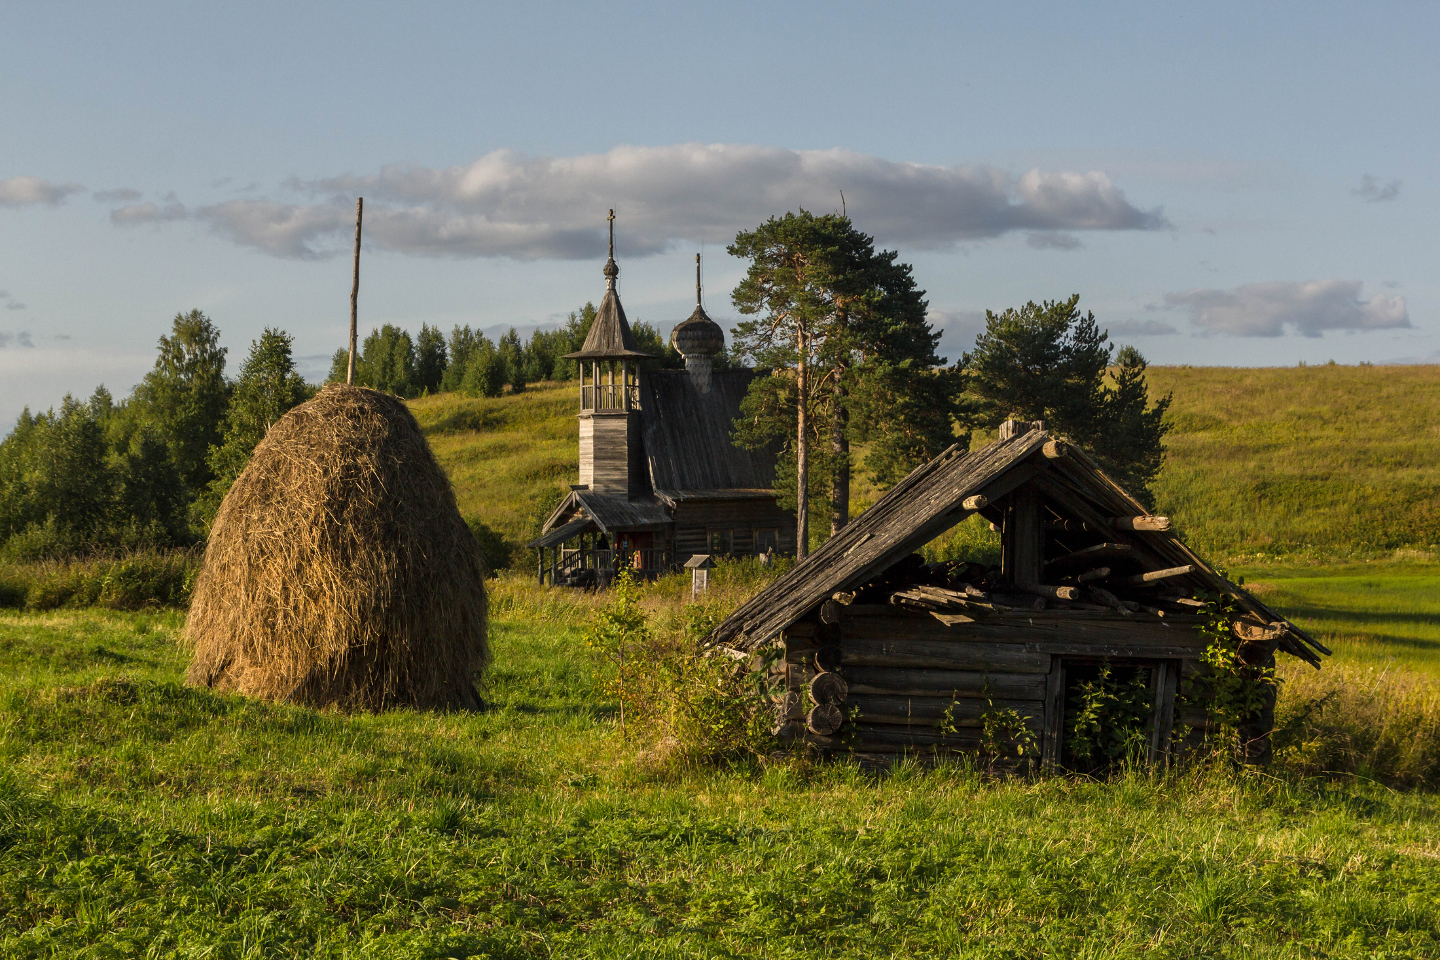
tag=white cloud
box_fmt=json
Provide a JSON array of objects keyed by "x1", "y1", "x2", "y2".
[
  {"x1": 928, "y1": 309, "x2": 989, "y2": 363},
  {"x1": 199, "y1": 200, "x2": 352, "y2": 259},
  {"x1": 1353, "y1": 174, "x2": 1400, "y2": 203},
  {"x1": 1025, "y1": 232, "x2": 1082, "y2": 250},
  {"x1": 110, "y1": 200, "x2": 189, "y2": 225},
  {"x1": 0, "y1": 176, "x2": 85, "y2": 207},
  {"x1": 194, "y1": 144, "x2": 1167, "y2": 259},
  {"x1": 1166, "y1": 280, "x2": 1410, "y2": 338},
  {"x1": 93, "y1": 188, "x2": 143, "y2": 203},
  {"x1": 1108, "y1": 319, "x2": 1177, "y2": 337}
]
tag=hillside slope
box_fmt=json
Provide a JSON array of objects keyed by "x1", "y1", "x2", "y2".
[
  {"x1": 1147, "y1": 364, "x2": 1440, "y2": 562},
  {"x1": 413, "y1": 365, "x2": 1440, "y2": 566}
]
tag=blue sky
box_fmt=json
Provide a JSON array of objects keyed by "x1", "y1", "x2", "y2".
[{"x1": 2, "y1": 1, "x2": 1435, "y2": 427}]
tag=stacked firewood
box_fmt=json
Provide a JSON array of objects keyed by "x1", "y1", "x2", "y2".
[{"x1": 855, "y1": 549, "x2": 1210, "y2": 619}]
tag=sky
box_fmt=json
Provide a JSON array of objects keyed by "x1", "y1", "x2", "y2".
[{"x1": 2, "y1": 1, "x2": 1436, "y2": 428}]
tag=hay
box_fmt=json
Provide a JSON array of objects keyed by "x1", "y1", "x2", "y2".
[{"x1": 185, "y1": 384, "x2": 488, "y2": 710}]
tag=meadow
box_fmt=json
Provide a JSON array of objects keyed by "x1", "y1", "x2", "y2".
[
  {"x1": 2, "y1": 366, "x2": 1439, "y2": 956},
  {"x1": 2, "y1": 577, "x2": 1440, "y2": 958}
]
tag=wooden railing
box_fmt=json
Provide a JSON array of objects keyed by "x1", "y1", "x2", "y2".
[
  {"x1": 581, "y1": 383, "x2": 641, "y2": 411},
  {"x1": 543, "y1": 547, "x2": 667, "y2": 587}
]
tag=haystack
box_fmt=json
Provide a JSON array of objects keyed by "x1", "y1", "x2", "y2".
[{"x1": 185, "y1": 384, "x2": 488, "y2": 710}]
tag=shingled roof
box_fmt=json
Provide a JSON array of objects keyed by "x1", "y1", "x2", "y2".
[
  {"x1": 563, "y1": 278, "x2": 652, "y2": 360},
  {"x1": 563, "y1": 223, "x2": 653, "y2": 361},
  {"x1": 705, "y1": 427, "x2": 1329, "y2": 667},
  {"x1": 641, "y1": 369, "x2": 778, "y2": 494}
]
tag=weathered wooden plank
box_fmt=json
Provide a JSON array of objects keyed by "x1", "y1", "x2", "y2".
[
  {"x1": 850, "y1": 694, "x2": 1043, "y2": 726},
  {"x1": 1112, "y1": 515, "x2": 1172, "y2": 532},
  {"x1": 804, "y1": 726, "x2": 986, "y2": 751},
  {"x1": 844, "y1": 667, "x2": 1046, "y2": 700},
  {"x1": 1148, "y1": 659, "x2": 1178, "y2": 766},
  {"x1": 842, "y1": 637, "x2": 1051, "y2": 673},
  {"x1": 1041, "y1": 657, "x2": 1065, "y2": 773},
  {"x1": 1118, "y1": 565, "x2": 1196, "y2": 586},
  {"x1": 842, "y1": 611, "x2": 1207, "y2": 647},
  {"x1": 1044, "y1": 542, "x2": 1136, "y2": 573},
  {"x1": 1009, "y1": 486, "x2": 1043, "y2": 587}
]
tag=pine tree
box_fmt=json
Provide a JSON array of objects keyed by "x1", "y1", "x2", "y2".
[
  {"x1": 415, "y1": 323, "x2": 447, "y2": 394},
  {"x1": 965, "y1": 296, "x2": 1171, "y2": 506},
  {"x1": 499, "y1": 328, "x2": 526, "y2": 394},
  {"x1": 729, "y1": 211, "x2": 957, "y2": 554},
  {"x1": 202, "y1": 328, "x2": 312, "y2": 520},
  {"x1": 358, "y1": 324, "x2": 416, "y2": 396}
]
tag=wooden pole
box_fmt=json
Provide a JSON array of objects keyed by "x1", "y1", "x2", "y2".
[{"x1": 347, "y1": 197, "x2": 363, "y2": 385}]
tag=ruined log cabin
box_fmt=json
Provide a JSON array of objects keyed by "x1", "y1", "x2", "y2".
[{"x1": 705, "y1": 420, "x2": 1329, "y2": 769}]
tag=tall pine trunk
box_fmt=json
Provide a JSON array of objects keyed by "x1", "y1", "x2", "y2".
[
  {"x1": 830, "y1": 380, "x2": 849, "y2": 536},
  {"x1": 795, "y1": 344, "x2": 809, "y2": 560}
]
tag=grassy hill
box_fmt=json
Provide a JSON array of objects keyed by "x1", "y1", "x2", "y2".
[
  {"x1": 1148, "y1": 364, "x2": 1440, "y2": 564},
  {"x1": 413, "y1": 364, "x2": 1440, "y2": 567}
]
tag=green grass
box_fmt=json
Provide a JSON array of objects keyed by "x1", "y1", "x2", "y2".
[
  {"x1": 3, "y1": 370, "x2": 1439, "y2": 954},
  {"x1": 1241, "y1": 561, "x2": 1440, "y2": 678},
  {"x1": 409, "y1": 383, "x2": 577, "y2": 556},
  {"x1": 3, "y1": 579, "x2": 1440, "y2": 957}
]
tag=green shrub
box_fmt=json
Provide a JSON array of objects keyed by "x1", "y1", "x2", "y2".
[
  {"x1": 468, "y1": 519, "x2": 514, "y2": 574},
  {"x1": 1274, "y1": 660, "x2": 1440, "y2": 789},
  {"x1": 4, "y1": 550, "x2": 199, "y2": 611}
]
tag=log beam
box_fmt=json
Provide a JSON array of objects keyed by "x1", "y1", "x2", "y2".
[{"x1": 1112, "y1": 515, "x2": 1172, "y2": 532}]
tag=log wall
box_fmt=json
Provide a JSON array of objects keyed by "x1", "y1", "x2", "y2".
[
  {"x1": 673, "y1": 497, "x2": 796, "y2": 565},
  {"x1": 781, "y1": 603, "x2": 1210, "y2": 765}
]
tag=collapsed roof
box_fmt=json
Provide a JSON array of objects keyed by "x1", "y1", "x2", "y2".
[{"x1": 705, "y1": 425, "x2": 1329, "y2": 667}]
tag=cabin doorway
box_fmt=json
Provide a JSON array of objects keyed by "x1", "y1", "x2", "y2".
[{"x1": 1043, "y1": 657, "x2": 1178, "y2": 773}]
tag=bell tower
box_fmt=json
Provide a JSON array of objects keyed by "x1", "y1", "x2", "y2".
[{"x1": 562, "y1": 211, "x2": 653, "y2": 499}]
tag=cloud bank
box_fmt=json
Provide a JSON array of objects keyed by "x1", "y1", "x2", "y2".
[
  {"x1": 111, "y1": 200, "x2": 189, "y2": 225},
  {"x1": 1353, "y1": 174, "x2": 1400, "y2": 203},
  {"x1": 1109, "y1": 319, "x2": 1178, "y2": 337},
  {"x1": 1166, "y1": 280, "x2": 1410, "y2": 337},
  {"x1": 190, "y1": 144, "x2": 1167, "y2": 259},
  {"x1": 0, "y1": 176, "x2": 85, "y2": 208}
]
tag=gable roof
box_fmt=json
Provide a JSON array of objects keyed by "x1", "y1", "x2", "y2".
[
  {"x1": 641, "y1": 369, "x2": 779, "y2": 494},
  {"x1": 530, "y1": 490, "x2": 672, "y2": 546},
  {"x1": 705, "y1": 427, "x2": 1328, "y2": 667}
]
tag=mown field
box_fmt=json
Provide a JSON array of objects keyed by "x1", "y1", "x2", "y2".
[
  {"x1": 2, "y1": 366, "x2": 1438, "y2": 956},
  {"x1": 1148, "y1": 364, "x2": 1440, "y2": 564}
]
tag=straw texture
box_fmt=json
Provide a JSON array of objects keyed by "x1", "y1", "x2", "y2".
[{"x1": 185, "y1": 384, "x2": 488, "y2": 710}]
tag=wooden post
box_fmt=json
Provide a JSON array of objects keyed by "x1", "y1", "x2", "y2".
[
  {"x1": 1010, "y1": 487, "x2": 1042, "y2": 588},
  {"x1": 1148, "y1": 660, "x2": 1177, "y2": 768},
  {"x1": 1042, "y1": 657, "x2": 1066, "y2": 773},
  {"x1": 347, "y1": 197, "x2": 363, "y2": 385}
]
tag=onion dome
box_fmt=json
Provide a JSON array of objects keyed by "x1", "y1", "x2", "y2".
[{"x1": 670, "y1": 254, "x2": 725, "y2": 358}]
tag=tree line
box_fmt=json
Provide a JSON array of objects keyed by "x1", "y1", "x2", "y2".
[
  {"x1": 0, "y1": 311, "x2": 311, "y2": 559},
  {"x1": 0, "y1": 302, "x2": 694, "y2": 561},
  {"x1": 324, "y1": 306, "x2": 695, "y2": 398}
]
